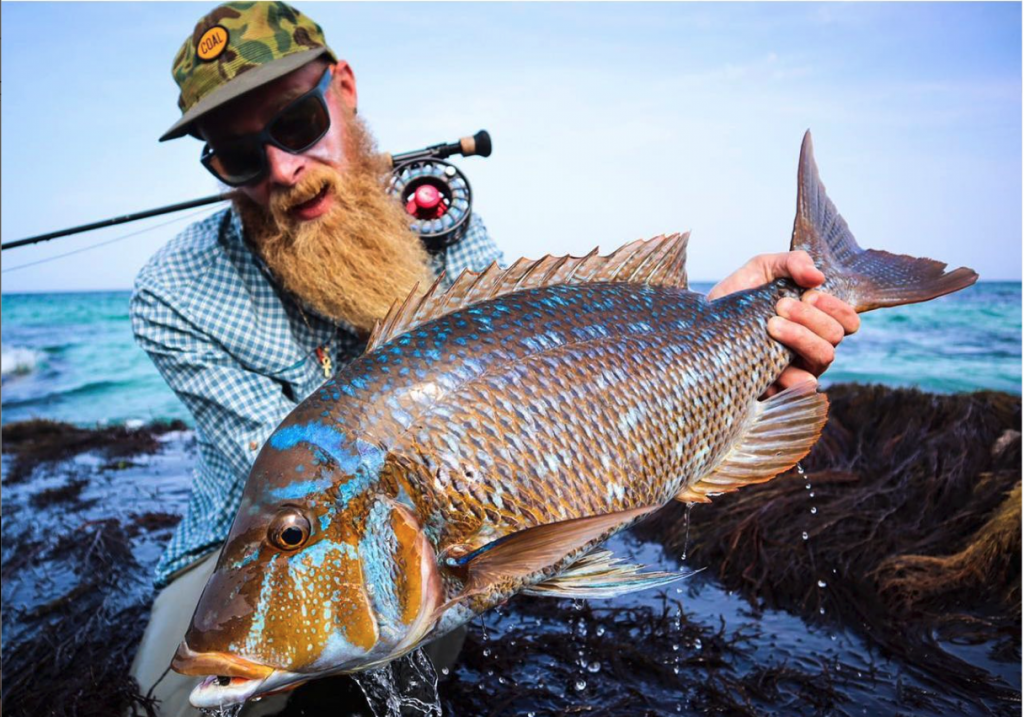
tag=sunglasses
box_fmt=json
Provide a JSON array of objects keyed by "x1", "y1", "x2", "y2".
[{"x1": 200, "y1": 68, "x2": 334, "y2": 187}]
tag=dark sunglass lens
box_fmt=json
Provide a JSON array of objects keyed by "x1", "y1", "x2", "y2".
[
  {"x1": 209, "y1": 142, "x2": 262, "y2": 184},
  {"x1": 270, "y1": 96, "x2": 330, "y2": 152}
]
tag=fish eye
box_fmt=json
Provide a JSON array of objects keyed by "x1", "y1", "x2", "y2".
[{"x1": 268, "y1": 507, "x2": 312, "y2": 551}]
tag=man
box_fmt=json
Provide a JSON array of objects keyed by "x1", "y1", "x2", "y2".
[{"x1": 129, "y1": 2, "x2": 859, "y2": 714}]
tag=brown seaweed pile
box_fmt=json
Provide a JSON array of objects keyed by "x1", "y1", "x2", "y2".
[
  {"x1": 1, "y1": 385, "x2": 1020, "y2": 716},
  {"x1": 642, "y1": 385, "x2": 1021, "y2": 704},
  {"x1": 2, "y1": 420, "x2": 189, "y2": 717},
  {"x1": 2, "y1": 418, "x2": 187, "y2": 484}
]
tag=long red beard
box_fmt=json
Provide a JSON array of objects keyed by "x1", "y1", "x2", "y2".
[{"x1": 234, "y1": 117, "x2": 434, "y2": 336}]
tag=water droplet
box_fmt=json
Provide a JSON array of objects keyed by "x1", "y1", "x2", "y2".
[
  {"x1": 574, "y1": 679, "x2": 587, "y2": 691},
  {"x1": 576, "y1": 620, "x2": 588, "y2": 637},
  {"x1": 673, "y1": 666, "x2": 681, "y2": 674},
  {"x1": 805, "y1": 483, "x2": 811, "y2": 490},
  {"x1": 809, "y1": 491, "x2": 815, "y2": 498},
  {"x1": 819, "y1": 607, "x2": 826, "y2": 615},
  {"x1": 482, "y1": 648, "x2": 491, "y2": 657},
  {"x1": 796, "y1": 463, "x2": 805, "y2": 475},
  {"x1": 572, "y1": 600, "x2": 584, "y2": 611},
  {"x1": 441, "y1": 667, "x2": 449, "y2": 676},
  {"x1": 802, "y1": 531, "x2": 809, "y2": 540},
  {"x1": 487, "y1": 669, "x2": 494, "y2": 677},
  {"x1": 498, "y1": 676, "x2": 506, "y2": 684},
  {"x1": 596, "y1": 625, "x2": 606, "y2": 637},
  {"x1": 528, "y1": 713, "x2": 536, "y2": 717},
  {"x1": 587, "y1": 661, "x2": 601, "y2": 673},
  {"x1": 810, "y1": 506, "x2": 818, "y2": 514},
  {"x1": 679, "y1": 503, "x2": 694, "y2": 560},
  {"x1": 693, "y1": 638, "x2": 703, "y2": 650},
  {"x1": 672, "y1": 644, "x2": 680, "y2": 651},
  {"x1": 830, "y1": 634, "x2": 838, "y2": 641},
  {"x1": 818, "y1": 579, "x2": 827, "y2": 588}
]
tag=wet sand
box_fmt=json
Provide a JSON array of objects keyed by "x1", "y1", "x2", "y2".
[{"x1": 1, "y1": 384, "x2": 1019, "y2": 716}]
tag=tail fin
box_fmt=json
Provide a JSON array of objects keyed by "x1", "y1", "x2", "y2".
[{"x1": 790, "y1": 131, "x2": 978, "y2": 313}]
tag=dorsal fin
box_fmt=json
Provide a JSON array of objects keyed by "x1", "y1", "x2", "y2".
[{"x1": 366, "y1": 232, "x2": 689, "y2": 351}]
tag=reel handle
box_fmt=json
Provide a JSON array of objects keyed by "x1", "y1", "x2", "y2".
[{"x1": 385, "y1": 130, "x2": 492, "y2": 168}]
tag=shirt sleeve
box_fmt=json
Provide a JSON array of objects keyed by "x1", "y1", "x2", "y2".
[
  {"x1": 130, "y1": 282, "x2": 296, "y2": 482},
  {"x1": 443, "y1": 212, "x2": 507, "y2": 280}
]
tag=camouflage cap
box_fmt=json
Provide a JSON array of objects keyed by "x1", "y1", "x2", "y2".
[{"x1": 160, "y1": 1, "x2": 337, "y2": 142}]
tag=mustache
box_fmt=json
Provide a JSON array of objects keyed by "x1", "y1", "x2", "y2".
[{"x1": 266, "y1": 170, "x2": 340, "y2": 230}]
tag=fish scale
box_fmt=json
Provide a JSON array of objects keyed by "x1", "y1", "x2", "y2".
[{"x1": 172, "y1": 133, "x2": 979, "y2": 709}]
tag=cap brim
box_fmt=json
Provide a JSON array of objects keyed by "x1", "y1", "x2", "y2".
[{"x1": 159, "y1": 47, "x2": 334, "y2": 142}]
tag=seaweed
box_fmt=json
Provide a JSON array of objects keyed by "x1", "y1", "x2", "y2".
[
  {"x1": 1, "y1": 519, "x2": 158, "y2": 717},
  {"x1": 1, "y1": 418, "x2": 187, "y2": 484}
]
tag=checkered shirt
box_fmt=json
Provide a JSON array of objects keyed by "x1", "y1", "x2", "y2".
[{"x1": 130, "y1": 207, "x2": 504, "y2": 587}]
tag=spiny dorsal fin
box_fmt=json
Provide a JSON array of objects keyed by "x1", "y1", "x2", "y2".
[
  {"x1": 522, "y1": 548, "x2": 687, "y2": 599},
  {"x1": 675, "y1": 380, "x2": 828, "y2": 504},
  {"x1": 367, "y1": 232, "x2": 689, "y2": 352}
]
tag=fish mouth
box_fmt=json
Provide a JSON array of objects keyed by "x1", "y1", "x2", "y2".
[{"x1": 172, "y1": 640, "x2": 307, "y2": 708}]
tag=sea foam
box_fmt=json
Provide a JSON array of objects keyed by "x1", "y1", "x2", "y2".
[{"x1": 1, "y1": 346, "x2": 43, "y2": 377}]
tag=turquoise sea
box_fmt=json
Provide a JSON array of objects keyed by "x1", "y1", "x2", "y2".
[{"x1": 1, "y1": 282, "x2": 1020, "y2": 427}]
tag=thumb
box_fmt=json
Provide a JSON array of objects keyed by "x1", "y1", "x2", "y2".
[{"x1": 781, "y1": 251, "x2": 825, "y2": 288}]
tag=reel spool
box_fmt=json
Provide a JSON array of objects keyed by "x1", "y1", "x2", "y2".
[
  {"x1": 385, "y1": 130, "x2": 491, "y2": 253},
  {"x1": 388, "y1": 160, "x2": 472, "y2": 252}
]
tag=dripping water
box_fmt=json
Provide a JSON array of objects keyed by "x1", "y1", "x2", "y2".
[
  {"x1": 199, "y1": 706, "x2": 243, "y2": 717},
  {"x1": 351, "y1": 649, "x2": 442, "y2": 717},
  {"x1": 679, "y1": 503, "x2": 694, "y2": 561}
]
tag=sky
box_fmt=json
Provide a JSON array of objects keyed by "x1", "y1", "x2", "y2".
[{"x1": 1, "y1": 1, "x2": 1020, "y2": 292}]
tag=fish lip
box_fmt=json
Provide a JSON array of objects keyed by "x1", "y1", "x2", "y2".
[
  {"x1": 171, "y1": 640, "x2": 275, "y2": 680},
  {"x1": 189, "y1": 673, "x2": 267, "y2": 708},
  {"x1": 189, "y1": 669, "x2": 315, "y2": 707}
]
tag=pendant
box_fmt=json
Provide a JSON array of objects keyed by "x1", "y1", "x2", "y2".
[{"x1": 315, "y1": 346, "x2": 333, "y2": 378}]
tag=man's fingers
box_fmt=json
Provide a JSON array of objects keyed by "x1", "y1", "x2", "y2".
[
  {"x1": 763, "y1": 366, "x2": 818, "y2": 398},
  {"x1": 780, "y1": 251, "x2": 825, "y2": 288},
  {"x1": 805, "y1": 291, "x2": 860, "y2": 335},
  {"x1": 777, "y1": 366, "x2": 819, "y2": 391},
  {"x1": 776, "y1": 297, "x2": 846, "y2": 346},
  {"x1": 768, "y1": 316, "x2": 836, "y2": 375}
]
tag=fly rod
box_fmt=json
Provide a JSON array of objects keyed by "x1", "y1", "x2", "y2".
[
  {"x1": 2, "y1": 130, "x2": 492, "y2": 252},
  {"x1": 1, "y1": 192, "x2": 235, "y2": 251}
]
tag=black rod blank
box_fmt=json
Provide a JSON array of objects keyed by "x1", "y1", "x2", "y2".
[{"x1": 1, "y1": 192, "x2": 236, "y2": 251}]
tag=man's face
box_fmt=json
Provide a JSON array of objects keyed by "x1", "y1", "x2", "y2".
[
  {"x1": 197, "y1": 59, "x2": 435, "y2": 336},
  {"x1": 199, "y1": 59, "x2": 358, "y2": 217}
]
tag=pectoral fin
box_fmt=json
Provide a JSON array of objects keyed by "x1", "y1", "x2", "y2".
[
  {"x1": 523, "y1": 548, "x2": 686, "y2": 599},
  {"x1": 434, "y1": 505, "x2": 657, "y2": 617},
  {"x1": 676, "y1": 380, "x2": 828, "y2": 503}
]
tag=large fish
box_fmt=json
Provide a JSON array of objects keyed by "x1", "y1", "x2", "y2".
[{"x1": 172, "y1": 133, "x2": 977, "y2": 707}]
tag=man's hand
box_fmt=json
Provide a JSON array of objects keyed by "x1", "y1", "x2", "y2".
[{"x1": 707, "y1": 251, "x2": 860, "y2": 395}]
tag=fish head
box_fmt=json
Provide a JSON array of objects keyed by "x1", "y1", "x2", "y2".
[{"x1": 170, "y1": 422, "x2": 443, "y2": 708}]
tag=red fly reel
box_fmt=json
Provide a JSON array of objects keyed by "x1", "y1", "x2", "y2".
[
  {"x1": 388, "y1": 159, "x2": 472, "y2": 252},
  {"x1": 385, "y1": 131, "x2": 490, "y2": 253}
]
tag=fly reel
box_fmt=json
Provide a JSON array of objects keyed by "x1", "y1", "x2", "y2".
[{"x1": 385, "y1": 130, "x2": 491, "y2": 253}]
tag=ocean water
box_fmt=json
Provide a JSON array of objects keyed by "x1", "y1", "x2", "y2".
[{"x1": 1, "y1": 282, "x2": 1020, "y2": 427}]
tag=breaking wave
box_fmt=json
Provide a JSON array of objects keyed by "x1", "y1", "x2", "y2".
[{"x1": 1, "y1": 346, "x2": 44, "y2": 377}]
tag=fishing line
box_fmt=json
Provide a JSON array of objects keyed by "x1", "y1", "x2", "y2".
[{"x1": 1, "y1": 207, "x2": 219, "y2": 274}]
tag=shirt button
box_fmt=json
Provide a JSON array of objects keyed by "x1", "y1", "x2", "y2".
[{"x1": 249, "y1": 441, "x2": 258, "y2": 451}]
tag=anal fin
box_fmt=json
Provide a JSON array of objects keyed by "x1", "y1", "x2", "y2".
[
  {"x1": 523, "y1": 549, "x2": 686, "y2": 599},
  {"x1": 676, "y1": 380, "x2": 828, "y2": 504}
]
